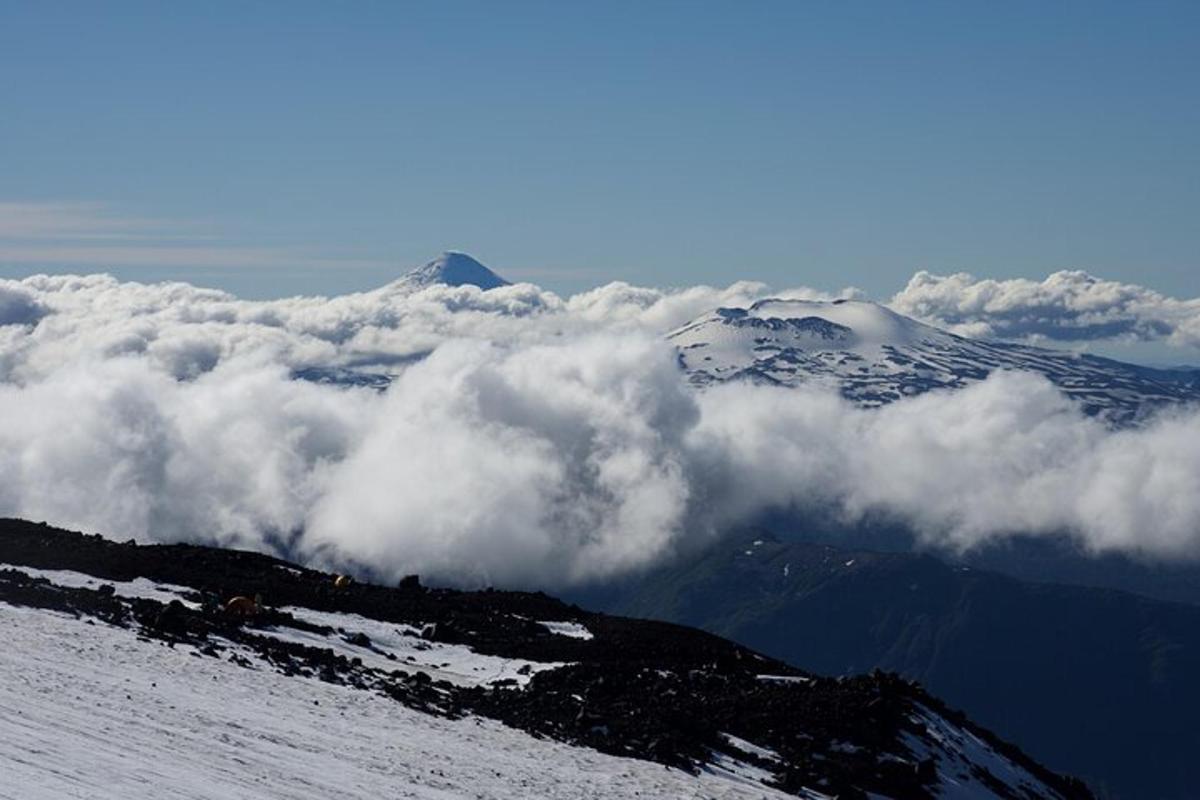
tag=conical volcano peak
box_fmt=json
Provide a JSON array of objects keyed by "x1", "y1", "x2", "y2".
[{"x1": 402, "y1": 252, "x2": 511, "y2": 290}]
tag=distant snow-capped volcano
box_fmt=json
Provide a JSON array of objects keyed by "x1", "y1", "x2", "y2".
[
  {"x1": 289, "y1": 257, "x2": 1200, "y2": 423},
  {"x1": 669, "y1": 298, "x2": 1200, "y2": 421},
  {"x1": 397, "y1": 252, "x2": 511, "y2": 291}
]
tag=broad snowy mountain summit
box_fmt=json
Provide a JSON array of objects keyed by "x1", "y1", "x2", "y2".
[{"x1": 670, "y1": 298, "x2": 1200, "y2": 422}]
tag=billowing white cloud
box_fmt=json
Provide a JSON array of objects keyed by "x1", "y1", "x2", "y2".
[
  {"x1": 0, "y1": 270, "x2": 850, "y2": 384},
  {"x1": 0, "y1": 280, "x2": 46, "y2": 327},
  {"x1": 2, "y1": 267, "x2": 1200, "y2": 588},
  {"x1": 891, "y1": 270, "x2": 1200, "y2": 348},
  {"x1": 0, "y1": 356, "x2": 378, "y2": 550},
  {"x1": 304, "y1": 335, "x2": 698, "y2": 586},
  {"x1": 691, "y1": 373, "x2": 1200, "y2": 559}
]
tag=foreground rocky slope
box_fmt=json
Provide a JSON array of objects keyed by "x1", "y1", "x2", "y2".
[{"x1": 0, "y1": 519, "x2": 1090, "y2": 799}]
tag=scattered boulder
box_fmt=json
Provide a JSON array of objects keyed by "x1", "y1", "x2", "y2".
[{"x1": 223, "y1": 595, "x2": 258, "y2": 618}]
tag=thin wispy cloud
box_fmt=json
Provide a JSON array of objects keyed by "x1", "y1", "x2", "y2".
[
  {"x1": 0, "y1": 201, "x2": 390, "y2": 272},
  {"x1": 0, "y1": 202, "x2": 182, "y2": 240},
  {"x1": 0, "y1": 244, "x2": 392, "y2": 271}
]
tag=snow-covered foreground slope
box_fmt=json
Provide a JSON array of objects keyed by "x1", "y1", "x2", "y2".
[
  {"x1": 0, "y1": 603, "x2": 789, "y2": 800},
  {"x1": 670, "y1": 298, "x2": 1199, "y2": 422},
  {"x1": 0, "y1": 520, "x2": 1094, "y2": 799}
]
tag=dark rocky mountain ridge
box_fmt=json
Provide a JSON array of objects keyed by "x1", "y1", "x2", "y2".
[{"x1": 574, "y1": 530, "x2": 1200, "y2": 799}]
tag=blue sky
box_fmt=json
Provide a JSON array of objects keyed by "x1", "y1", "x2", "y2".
[{"x1": 1, "y1": 1, "x2": 1197, "y2": 301}]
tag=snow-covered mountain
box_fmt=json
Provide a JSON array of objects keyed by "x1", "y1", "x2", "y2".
[
  {"x1": 0, "y1": 519, "x2": 1092, "y2": 800},
  {"x1": 670, "y1": 298, "x2": 1200, "y2": 421},
  {"x1": 397, "y1": 251, "x2": 511, "y2": 291},
  {"x1": 293, "y1": 263, "x2": 1199, "y2": 424}
]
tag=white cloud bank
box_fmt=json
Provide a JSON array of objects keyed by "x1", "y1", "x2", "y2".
[
  {"x1": 1, "y1": 268, "x2": 1199, "y2": 588},
  {"x1": 891, "y1": 269, "x2": 1200, "y2": 349}
]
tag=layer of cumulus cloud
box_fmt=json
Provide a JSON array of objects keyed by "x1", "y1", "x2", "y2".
[
  {"x1": 0, "y1": 272, "x2": 858, "y2": 385},
  {"x1": 2, "y1": 268, "x2": 1200, "y2": 587},
  {"x1": 891, "y1": 269, "x2": 1200, "y2": 348}
]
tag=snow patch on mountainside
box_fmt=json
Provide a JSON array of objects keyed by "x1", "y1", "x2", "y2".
[
  {"x1": 539, "y1": 620, "x2": 595, "y2": 640},
  {"x1": 0, "y1": 601, "x2": 788, "y2": 800},
  {"x1": 273, "y1": 605, "x2": 563, "y2": 688},
  {"x1": 905, "y1": 705, "x2": 1065, "y2": 799},
  {"x1": 3, "y1": 564, "x2": 198, "y2": 605}
]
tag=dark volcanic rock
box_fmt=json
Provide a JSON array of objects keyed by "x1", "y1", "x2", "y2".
[{"x1": 0, "y1": 518, "x2": 1092, "y2": 799}]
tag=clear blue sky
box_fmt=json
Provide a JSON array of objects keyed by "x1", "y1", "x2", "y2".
[{"x1": 1, "y1": 1, "x2": 1197, "y2": 300}]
